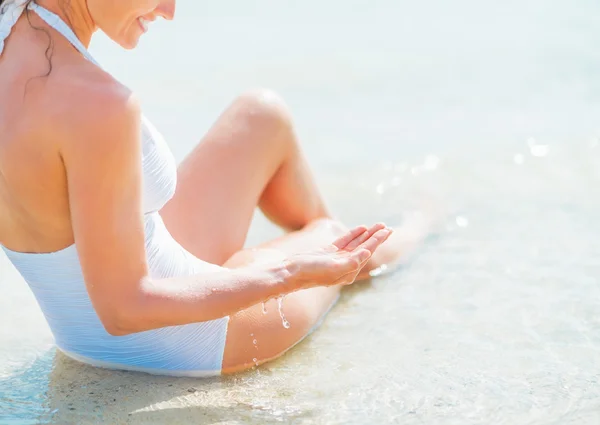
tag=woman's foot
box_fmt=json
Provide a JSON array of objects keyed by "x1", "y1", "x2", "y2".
[{"x1": 355, "y1": 210, "x2": 438, "y2": 280}]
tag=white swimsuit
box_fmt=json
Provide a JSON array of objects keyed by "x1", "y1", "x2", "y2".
[{"x1": 0, "y1": 3, "x2": 229, "y2": 377}]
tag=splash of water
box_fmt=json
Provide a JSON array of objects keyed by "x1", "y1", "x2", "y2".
[{"x1": 277, "y1": 297, "x2": 290, "y2": 329}]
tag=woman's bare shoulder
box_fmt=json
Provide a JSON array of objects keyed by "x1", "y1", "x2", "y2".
[{"x1": 39, "y1": 61, "x2": 142, "y2": 155}]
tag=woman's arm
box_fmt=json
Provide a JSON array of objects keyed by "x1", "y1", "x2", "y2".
[{"x1": 59, "y1": 81, "x2": 384, "y2": 336}]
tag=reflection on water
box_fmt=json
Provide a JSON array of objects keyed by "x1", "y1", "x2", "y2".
[{"x1": 0, "y1": 353, "x2": 54, "y2": 425}]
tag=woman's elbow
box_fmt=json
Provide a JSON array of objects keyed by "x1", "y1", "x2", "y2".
[
  {"x1": 97, "y1": 302, "x2": 143, "y2": 337},
  {"x1": 101, "y1": 314, "x2": 138, "y2": 336},
  {"x1": 93, "y1": 280, "x2": 159, "y2": 336},
  {"x1": 102, "y1": 320, "x2": 135, "y2": 336}
]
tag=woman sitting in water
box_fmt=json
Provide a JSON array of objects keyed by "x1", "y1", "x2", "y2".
[{"x1": 0, "y1": 0, "x2": 424, "y2": 376}]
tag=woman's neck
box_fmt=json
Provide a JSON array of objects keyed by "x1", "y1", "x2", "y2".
[{"x1": 34, "y1": 0, "x2": 96, "y2": 47}]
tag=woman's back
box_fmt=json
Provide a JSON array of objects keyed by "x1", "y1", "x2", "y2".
[
  {"x1": 0, "y1": 6, "x2": 113, "y2": 254},
  {"x1": 0, "y1": 3, "x2": 230, "y2": 375}
]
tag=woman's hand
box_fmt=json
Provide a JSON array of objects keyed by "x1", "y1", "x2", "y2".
[{"x1": 283, "y1": 223, "x2": 392, "y2": 291}]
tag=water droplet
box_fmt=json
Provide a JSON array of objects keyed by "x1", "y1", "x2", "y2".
[
  {"x1": 253, "y1": 339, "x2": 257, "y2": 345},
  {"x1": 262, "y1": 302, "x2": 267, "y2": 314},
  {"x1": 526, "y1": 137, "x2": 548, "y2": 157},
  {"x1": 253, "y1": 358, "x2": 259, "y2": 366},
  {"x1": 513, "y1": 153, "x2": 524, "y2": 165},
  {"x1": 456, "y1": 216, "x2": 469, "y2": 227},
  {"x1": 369, "y1": 264, "x2": 389, "y2": 278},
  {"x1": 250, "y1": 333, "x2": 254, "y2": 337},
  {"x1": 530, "y1": 144, "x2": 548, "y2": 157},
  {"x1": 424, "y1": 155, "x2": 440, "y2": 170},
  {"x1": 278, "y1": 296, "x2": 290, "y2": 329}
]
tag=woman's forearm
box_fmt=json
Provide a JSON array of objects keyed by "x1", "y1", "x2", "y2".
[
  {"x1": 109, "y1": 263, "x2": 290, "y2": 336},
  {"x1": 103, "y1": 225, "x2": 388, "y2": 336}
]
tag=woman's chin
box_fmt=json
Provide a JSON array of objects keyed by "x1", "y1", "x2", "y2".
[
  {"x1": 120, "y1": 37, "x2": 141, "y2": 50},
  {"x1": 106, "y1": 32, "x2": 142, "y2": 50}
]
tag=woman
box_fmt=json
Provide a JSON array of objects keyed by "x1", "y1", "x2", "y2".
[{"x1": 0, "y1": 0, "x2": 421, "y2": 376}]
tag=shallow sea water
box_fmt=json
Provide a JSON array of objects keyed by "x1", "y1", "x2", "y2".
[{"x1": 2, "y1": 0, "x2": 600, "y2": 423}]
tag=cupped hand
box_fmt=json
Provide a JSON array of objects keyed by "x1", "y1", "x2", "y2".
[{"x1": 284, "y1": 223, "x2": 393, "y2": 290}]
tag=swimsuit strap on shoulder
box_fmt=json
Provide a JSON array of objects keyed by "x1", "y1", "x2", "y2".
[
  {"x1": 0, "y1": 0, "x2": 29, "y2": 55},
  {"x1": 28, "y1": 3, "x2": 101, "y2": 67}
]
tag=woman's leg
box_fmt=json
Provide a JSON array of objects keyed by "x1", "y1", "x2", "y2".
[
  {"x1": 220, "y1": 213, "x2": 433, "y2": 373},
  {"x1": 159, "y1": 89, "x2": 434, "y2": 372},
  {"x1": 220, "y1": 218, "x2": 348, "y2": 374},
  {"x1": 161, "y1": 88, "x2": 411, "y2": 275},
  {"x1": 161, "y1": 89, "x2": 331, "y2": 265}
]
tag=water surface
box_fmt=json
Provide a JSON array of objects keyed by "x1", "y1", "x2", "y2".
[{"x1": 2, "y1": 0, "x2": 600, "y2": 423}]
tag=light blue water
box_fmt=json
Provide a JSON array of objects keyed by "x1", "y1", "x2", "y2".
[{"x1": 2, "y1": 0, "x2": 600, "y2": 423}]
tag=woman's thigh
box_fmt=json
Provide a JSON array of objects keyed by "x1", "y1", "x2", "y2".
[
  {"x1": 160, "y1": 89, "x2": 293, "y2": 265},
  {"x1": 221, "y1": 218, "x2": 347, "y2": 374}
]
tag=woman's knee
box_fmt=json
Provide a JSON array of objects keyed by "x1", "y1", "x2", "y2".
[{"x1": 230, "y1": 88, "x2": 295, "y2": 140}]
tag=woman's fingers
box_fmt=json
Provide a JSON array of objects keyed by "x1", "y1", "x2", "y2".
[
  {"x1": 344, "y1": 223, "x2": 386, "y2": 251},
  {"x1": 357, "y1": 228, "x2": 393, "y2": 253},
  {"x1": 335, "y1": 248, "x2": 372, "y2": 275},
  {"x1": 330, "y1": 222, "x2": 386, "y2": 253},
  {"x1": 331, "y1": 225, "x2": 368, "y2": 250},
  {"x1": 332, "y1": 249, "x2": 373, "y2": 285},
  {"x1": 304, "y1": 223, "x2": 391, "y2": 288},
  {"x1": 350, "y1": 248, "x2": 372, "y2": 265}
]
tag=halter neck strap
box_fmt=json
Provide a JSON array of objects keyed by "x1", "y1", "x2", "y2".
[
  {"x1": 0, "y1": 0, "x2": 29, "y2": 55},
  {"x1": 0, "y1": 1, "x2": 99, "y2": 67}
]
